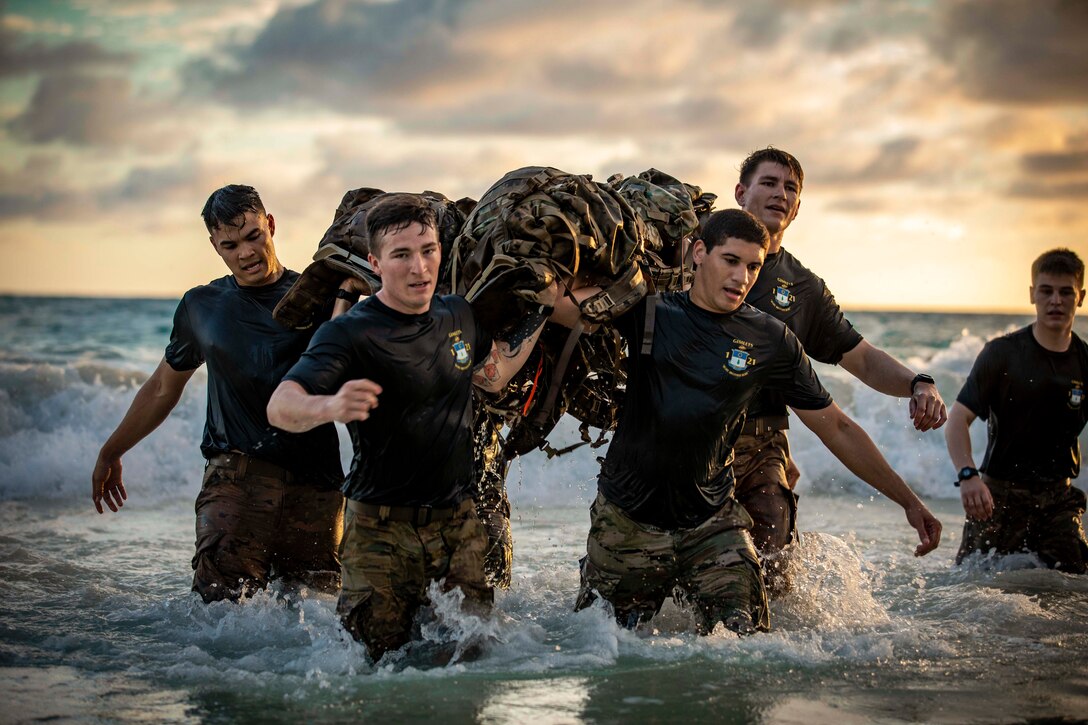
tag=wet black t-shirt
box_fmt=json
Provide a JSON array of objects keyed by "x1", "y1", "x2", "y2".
[
  {"x1": 599, "y1": 292, "x2": 833, "y2": 529},
  {"x1": 957, "y1": 326, "x2": 1088, "y2": 482},
  {"x1": 745, "y1": 248, "x2": 863, "y2": 418},
  {"x1": 165, "y1": 271, "x2": 343, "y2": 488},
  {"x1": 283, "y1": 295, "x2": 493, "y2": 507}
]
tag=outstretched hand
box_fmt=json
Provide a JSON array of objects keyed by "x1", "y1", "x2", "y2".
[
  {"x1": 908, "y1": 381, "x2": 947, "y2": 432},
  {"x1": 905, "y1": 501, "x2": 942, "y2": 556},
  {"x1": 92, "y1": 452, "x2": 127, "y2": 514},
  {"x1": 959, "y1": 476, "x2": 994, "y2": 521}
]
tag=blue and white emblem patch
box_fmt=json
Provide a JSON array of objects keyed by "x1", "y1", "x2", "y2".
[
  {"x1": 1071, "y1": 384, "x2": 1084, "y2": 409},
  {"x1": 773, "y1": 286, "x2": 793, "y2": 309},
  {"x1": 449, "y1": 330, "x2": 472, "y2": 371},
  {"x1": 726, "y1": 348, "x2": 755, "y2": 376}
]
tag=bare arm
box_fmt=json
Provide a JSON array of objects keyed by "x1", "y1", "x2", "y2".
[
  {"x1": 472, "y1": 282, "x2": 561, "y2": 392},
  {"x1": 92, "y1": 358, "x2": 196, "y2": 514},
  {"x1": 944, "y1": 401, "x2": 992, "y2": 520},
  {"x1": 332, "y1": 277, "x2": 370, "y2": 318},
  {"x1": 267, "y1": 378, "x2": 383, "y2": 433},
  {"x1": 792, "y1": 402, "x2": 943, "y2": 556},
  {"x1": 839, "y1": 339, "x2": 947, "y2": 431}
]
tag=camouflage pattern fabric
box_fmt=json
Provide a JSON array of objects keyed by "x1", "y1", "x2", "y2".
[
  {"x1": 338, "y1": 499, "x2": 493, "y2": 660},
  {"x1": 192, "y1": 460, "x2": 344, "y2": 602},
  {"x1": 273, "y1": 188, "x2": 475, "y2": 330},
  {"x1": 575, "y1": 494, "x2": 770, "y2": 634},
  {"x1": 472, "y1": 407, "x2": 513, "y2": 588},
  {"x1": 731, "y1": 429, "x2": 799, "y2": 596},
  {"x1": 957, "y1": 475, "x2": 1088, "y2": 573}
]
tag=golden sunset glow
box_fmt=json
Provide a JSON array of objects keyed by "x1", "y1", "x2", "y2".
[{"x1": 1, "y1": 0, "x2": 1086, "y2": 311}]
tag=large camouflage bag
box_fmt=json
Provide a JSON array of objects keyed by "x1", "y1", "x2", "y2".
[
  {"x1": 452, "y1": 166, "x2": 716, "y2": 456},
  {"x1": 273, "y1": 188, "x2": 475, "y2": 329}
]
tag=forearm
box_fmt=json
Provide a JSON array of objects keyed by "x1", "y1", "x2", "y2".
[
  {"x1": 795, "y1": 405, "x2": 922, "y2": 510},
  {"x1": 473, "y1": 319, "x2": 547, "y2": 392},
  {"x1": 944, "y1": 404, "x2": 978, "y2": 470},
  {"x1": 839, "y1": 341, "x2": 914, "y2": 397},
  {"x1": 267, "y1": 381, "x2": 333, "y2": 432}
]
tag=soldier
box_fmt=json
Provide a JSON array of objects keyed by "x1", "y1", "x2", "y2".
[
  {"x1": 568, "y1": 209, "x2": 942, "y2": 634},
  {"x1": 730, "y1": 147, "x2": 947, "y2": 591},
  {"x1": 946, "y1": 248, "x2": 1088, "y2": 573},
  {"x1": 267, "y1": 194, "x2": 556, "y2": 660},
  {"x1": 92, "y1": 184, "x2": 345, "y2": 602}
]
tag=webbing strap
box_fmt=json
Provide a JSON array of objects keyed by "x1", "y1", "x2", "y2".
[
  {"x1": 640, "y1": 294, "x2": 660, "y2": 356},
  {"x1": 533, "y1": 319, "x2": 585, "y2": 427}
]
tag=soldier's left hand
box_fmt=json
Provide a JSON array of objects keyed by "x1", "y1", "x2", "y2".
[
  {"x1": 908, "y1": 381, "x2": 947, "y2": 432},
  {"x1": 905, "y1": 501, "x2": 942, "y2": 556}
]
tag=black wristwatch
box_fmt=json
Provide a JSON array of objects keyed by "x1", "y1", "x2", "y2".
[
  {"x1": 910, "y1": 373, "x2": 935, "y2": 394},
  {"x1": 954, "y1": 466, "x2": 979, "y2": 487},
  {"x1": 335, "y1": 289, "x2": 358, "y2": 302}
]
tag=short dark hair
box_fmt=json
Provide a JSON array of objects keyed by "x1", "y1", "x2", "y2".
[
  {"x1": 700, "y1": 208, "x2": 770, "y2": 251},
  {"x1": 1032, "y1": 248, "x2": 1084, "y2": 288},
  {"x1": 201, "y1": 185, "x2": 266, "y2": 232},
  {"x1": 365, "y1": 193, "x2": 437, "y2": 254},
  {"x1": 739, "y1": 147, "x2": 805, "y2": 191}
]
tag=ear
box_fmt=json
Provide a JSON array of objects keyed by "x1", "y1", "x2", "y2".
[
  {"x1": 734, "y1": 182, "x2": 747, "y2": 207},
  {"x1": 790, "y1": 197, "x2": 801, "y2": 223},
  {"x1": 692, "y1": 239, "x2": 707, "y2": 266},
  {"x1": 266, "y1": 213, "x2": 275, "y2": 237},
  {"x1": 1029, "y1": 285, "x2": 1035, "y2": 304},
  {"x1": 1078, "y1": 288, "x2": 1086, "y2": 307},
  {"x1": 368, "y1": 252, "x2": 382, "y2": 277}
]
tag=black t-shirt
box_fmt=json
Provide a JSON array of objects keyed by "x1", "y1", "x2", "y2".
[
  {"x1": 165, "y1": 271, "x2": 343, "y2": 488},
  {"x1": 599, "y1": 291, "x2": 833, "y2": 529},
  {"x1": 283, "y1": 295, "x2": 493, "y2": 507},
  {"x1": 957, "y1": 326, "x2": 1088, "y2": 482},
  {"x1": 745, "y1": 248, "x2": 863, "y2": 418}
]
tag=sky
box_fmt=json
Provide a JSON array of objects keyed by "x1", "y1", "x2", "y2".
[{"x1": 0, "y1": 0, "x2": 1086, "y2": 312}]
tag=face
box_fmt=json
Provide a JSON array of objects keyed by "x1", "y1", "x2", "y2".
[
  {"x1": 369, "y1": 222, "x2": 440, "y2": 314},
  {"x1": 1031, "y1": 272, "x2": 1085, "y2": 333},
  {"x1": 735, "y1": 161, "x2": 801, "y2": 237},
  {"x1": 690, "y1": 236, "x2": 766, "y2": 314},
  {"x1": 209, "y1": 211, "x2": 282, "y2": 287}
]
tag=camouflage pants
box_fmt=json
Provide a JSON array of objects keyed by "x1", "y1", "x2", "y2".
[
  {"x1": 575, "y1": 494, "x2": 770, "y2": 634},
  {"x1": 732, "y1": 429, "x2": 798, "y2": 595},
  {"x1": 338, "y1": 498, "x2": 493, "y2": 660},
  {"x1": 192, "y1": 457, "x2": 344, "y2": 603},
  {"x1": 956, "y1": 475, "x2": 1088, "y2": 574},
  {"x1": 472, "y1": 409, "x2": 513, "y2": 589}
]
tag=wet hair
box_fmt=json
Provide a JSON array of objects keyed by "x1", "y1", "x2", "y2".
[
  {"x1": 739, "y1": 147, "x2": 805, "y2": 191},
  {"x1": 365, "y1": 193, "x2": 437, "y2": 254},
  {"x1": 201, "y1": 184, "x2": 266, "y2": 232},
  {"x1": 1032, "y1": 248, "x2": 1084, "y2": 288},
  {"x1": 700, "y1": 208, "x2": 770, "y2": 251}
]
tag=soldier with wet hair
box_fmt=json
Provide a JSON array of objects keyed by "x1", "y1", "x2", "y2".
[
  {"x1": 93, "y1": 184, "x2": 345, "y2": 602},
  {"x1": 730, "y1": 147, "x2": 948, "y2": 593},
  {"x1": 268, "y1": 193, "x2": 558, "y2": 661},
  {"x1": 566, "y1": 208, "x2": 941, "y2": 634},
  {"x1": 947, "y1": 248, "x2": 1088, "y2": 573}
]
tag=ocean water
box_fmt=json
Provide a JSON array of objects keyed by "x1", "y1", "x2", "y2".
[{"x1": 1, "y1": 295, "x2": 1087, "y2": 724}]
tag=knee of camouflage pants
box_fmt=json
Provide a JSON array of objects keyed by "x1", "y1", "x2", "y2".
[{"x1": 192, "y1": 465, "x2": 279, "y2": 603}]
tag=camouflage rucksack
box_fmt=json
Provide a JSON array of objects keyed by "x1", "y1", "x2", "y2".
[{"x1": 272, "y1": 188, "x2": 475, "y2": 329}]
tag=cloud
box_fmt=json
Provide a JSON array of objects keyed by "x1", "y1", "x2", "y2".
[
  {"x1": 933, "y1": 0, "x2": 1088, "y2": 104},
  {"x1": 1019, "y1": 149, "x2": 1088, "y2": 175},
  {"x1": 7, "y1": 73, "x2": 153, "y2": 146},
  {"x1": 0, "y1": 34, "x2": 132, "y2": 78}
]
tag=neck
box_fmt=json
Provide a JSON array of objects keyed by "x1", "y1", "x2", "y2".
[
  {"x1": 375, "y1": 288, "x2": 430, "y2": 315},
  {"x1": 766, "y1": 232, "x2": 785, "y2": 256},
  {"x1": 1031, "y1": 321, "x2": 1074, "y2": 352}
]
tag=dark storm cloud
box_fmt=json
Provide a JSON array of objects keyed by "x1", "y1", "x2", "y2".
[
  {"x1": 0, "y1": 34, "x2": 133, "y2": 78},
  {"x1": 933, "y1": 0, "x2": 1088, "y2": 104},
  {"x1": 181, "y1": 0, "x2": 485, "y2": 112},
  {"x1": 7, "y1": 73, "x2": 142, "y2": 146},
  {"x1": 95, "y1": 162, "x2": 202, "y2": 207},
  {"x1": 1019, "y1": 150, "x2": 1088, "y2": 175}
]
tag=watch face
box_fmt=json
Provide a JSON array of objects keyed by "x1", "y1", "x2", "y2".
[{"x1": 958, "y1": 467, "x2": 976, "y2": 480}]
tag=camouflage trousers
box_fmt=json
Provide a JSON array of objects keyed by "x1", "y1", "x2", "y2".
[
  {"x1": 193, "y1": 455, "x2": 344, "y2": 603},
  {"x1": 732, "y1": 429, "x2": 798, "y2": 596},
  {"x1": 472, "y1": 409, "x2": 513, "y2": 589},
  {"x1": 575, "y1": 493, "x2": 770, "y2": 634},
  {"x1": 956, "y1": 475, "x2": 1088, "y2": 574},
  {"x1": 338, "y1": 497, "x2": 493, "y2": 660}
]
